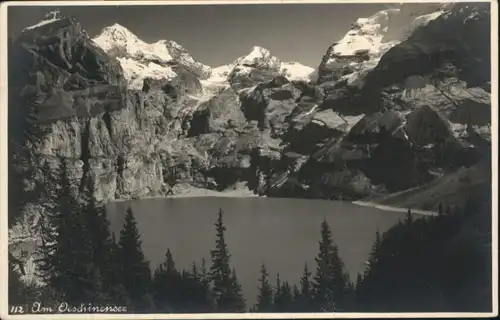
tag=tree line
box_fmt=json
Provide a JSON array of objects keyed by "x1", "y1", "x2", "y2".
[{"x1": 8, "y1": 160, "x2": 492, "y2": 313}]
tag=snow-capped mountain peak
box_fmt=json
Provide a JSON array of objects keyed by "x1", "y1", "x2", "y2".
[
  {"x1": 92, "y1": 24, "x2": 211, "y2": 90},
  {"x1": 234, "y1": 46, "x2": 282, "y2": 70},
  {"x1": 230, "y1": 46, "x2": 315, "y2": 81},
  {"x1": 331, "y1": 4, "x2": 452, "y2": 59},
  {"x1": 99, "y1": 23, "x2": 140, "y2": 42},
  {"x1": 333, "y1": 8, "x2": 400, "y2": 57},
  {"x1": 319, "y1": 3, "x2": 451, "y2": 84},
  {"x1": 93, "y1": 23, "x2": 173, "y2": 62},
  {"x1": 93, "y1": 25, "x2": 316, "y2": 91}
]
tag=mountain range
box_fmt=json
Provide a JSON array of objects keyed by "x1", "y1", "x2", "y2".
[{"x1": 8, "y1": 3, "x2": 492, "y2": 284}]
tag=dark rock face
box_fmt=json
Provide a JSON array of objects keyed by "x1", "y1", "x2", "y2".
[
  {"x1": 188, "y1": 88, "x2": 245, "y2": 136},
  {"x1": 239, "y1": 77, "x2": 301, "y2": 136},
  {"x1": 229, "y1": 66, "x2": 282, "y2": 92},
  {"x1": 346, "y1": 111, "x2": 404, "y2": 143},
  {"x1": 10, "y1": 17, "x2": 126, "y2": 124},
  {"x1": 405, "y1": 105, "x2": 457, "y2": 146}
]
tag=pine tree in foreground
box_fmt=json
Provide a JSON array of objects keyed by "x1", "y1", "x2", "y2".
[
  {"x1": 37, "y1": 160, "x2": 93, "y2": 304},
  {"x1": 273, "y1": 273, "x2": 281, "y2": 307},
  {"x1": 79, "y1": 180, "x2": 117, "y2": 303},
  {"x1": 255, "y1": 263, "x2": 273, "y2": 312},
  {"x1": 117, "y1": 207, "x2": 153, "y2": 312},
  {"x1": 210, "y1": 209, "x2": 238, "y2": 312},
  {"x1": 107, "y1": 232, "x2": 129, "y2": 305},
  {"x1": 230, "y1": 268, "x2": 246, "y2": 312},
  {"x1": 199, "y1": 258, "x2": 215, "y2": 311},
  {"x1": 275, "y1": 280, "x2": 293, "y2": 312},
  {"x1": 292, "y1": 284, "x2": 301, "y2": 311},
  {"x1": 312, "y1": 219, "x2": 351, "y2": 312},
  {"x1": 297, "y1": 263, "x2": 313, "y2": 311},
  {"x1": 181, "y1": 261, "x2": 213, "y2": 312},
  {"x1": 364, "y1": 230, "x2": 381, "y2": 277}
]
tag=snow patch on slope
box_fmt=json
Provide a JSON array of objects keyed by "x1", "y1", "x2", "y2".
[
  {"x1": 199, "y1": 65, "x2": 233, "y2": 97},
  {"x1": 117, "y1": 57, "x2": 177, "y2": 90},
  {"x1": 280, "y1": 62, "x2": 315, "y2": 81}
]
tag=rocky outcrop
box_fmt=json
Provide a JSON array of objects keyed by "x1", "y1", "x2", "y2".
[
  {"x1": 239, "y1": 76, "x2": 302, "y2": 136},
  {"x1": 187, "y1": 88, "x2": 245, "y2": 136}
]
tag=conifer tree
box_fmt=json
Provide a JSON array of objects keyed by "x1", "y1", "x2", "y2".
[
  {"x1": 183, "y1": 261, "x2": 213, "y2": 312},
  {"x1": 312, "y1": 219, "x2": 351, "y2": 312},
  {"x1": 364, "y1": 230, "x2": 381, "y2": 276},
  {"x1": 210, "y1": 209, "x2": 236, "y2": 312},
  {"x1": 164, "y1": 249, "x2": 177, "y2": 274},
  {"x1": 40, "y1": 171, "x2": 112, "y2": 305},
  {"x1": 107, "y1": 232, "x2": 129, "y2": 304},
  {"x1": 117, "y1": 207, "x2": 153, "y2": 312},
  {"x1": 354, "y1": 273, "x2": 364, "y2": 310},
  {"x1": 274, "y1": 273, "x2": 281, "y2": 307},
  {"x1": 255, "y1": 263, "x2": 273, "y2": 312},
  {"x1": 201, "y1": 258, "x2": 209, "y2": 283},
  {"x1": 37, "y1": 160, "x2": 89, "y2": 304},
  {"x1": 275, "y1": 280, "x2": 293, "y2": 312},
  {"x1": 78, "y1": 180, "x2": 117, "y2": 303},
  {"x1": 292, "y1": 284, "x2": 301, "y2": 310},
  {"x1": 192, "y1": 262, "x2": 199, "y2": 280},
  {"x1": 180, "y1": 269, "x2": 201, "y2": 311},
  {"x1": 199, "y1": 258, "x2": 214, "y2": 311},
  {"x1": 298, "y1": 263, "x2": 313, "y2": 311},
  {"x1": 152, "y1": 249, "x2": 189, "y2": 312},
  {"x1": 230, "y1": 268, "x2": 246, "y2": 312}
]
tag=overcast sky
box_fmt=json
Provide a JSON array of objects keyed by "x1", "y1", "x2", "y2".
[{"x1": 8, "y1": 3, "x2": 392, "y2": 67}]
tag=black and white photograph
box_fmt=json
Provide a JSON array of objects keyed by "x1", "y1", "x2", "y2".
[{"x1": 1, "y1": 0, "x2": 497, "y2": 317}]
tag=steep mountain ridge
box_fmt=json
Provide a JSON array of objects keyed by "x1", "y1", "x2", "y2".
[{"x1": 8, "y1": 4, "x2": 491, "y2": 285}]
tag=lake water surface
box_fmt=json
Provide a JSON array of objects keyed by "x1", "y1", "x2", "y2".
[{"x1": 106, "y1": 197, "x2": 408, "y2": 305}]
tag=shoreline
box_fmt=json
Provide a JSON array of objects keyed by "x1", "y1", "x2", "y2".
[
  {"x1": 110, "y1": 186, "x2": 437, "y2": 217},
  {"x1": 352, "y1": 201, "x2": 438, "y2": 216},
  {"x1": 111, "y1": 184, "x2": 263, "y2": 203}
]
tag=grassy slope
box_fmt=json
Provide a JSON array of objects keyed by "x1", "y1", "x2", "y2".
[{"x1": 365, "y1": 158, "x2": 491, "y2": 211}]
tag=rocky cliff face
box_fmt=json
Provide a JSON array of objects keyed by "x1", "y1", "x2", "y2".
[{"x1": 8, "y1": 4, "x2": 492, "y2": 284}]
